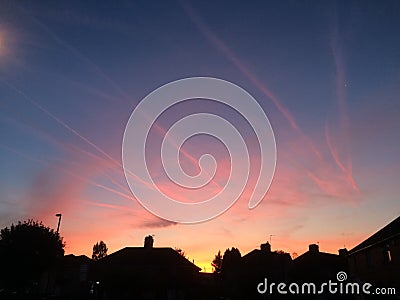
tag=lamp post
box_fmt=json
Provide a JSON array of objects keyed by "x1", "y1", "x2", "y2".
[
  {"x1": 55, "y1": 213, "x2": 62, "y2": 234},
  {"x1": 269, "y1": 234, "x2": 276, "y2": 245}
]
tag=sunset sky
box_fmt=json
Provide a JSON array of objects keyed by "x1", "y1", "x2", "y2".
[{"x1": 1, "y1": 1, "x2": 399, "y2": 271}]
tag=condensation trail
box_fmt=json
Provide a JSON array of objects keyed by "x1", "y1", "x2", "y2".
[
  {"x1": 325, "y1": 124, "x2": 359, "y2": 192},
  {"x1": 328, "y1": 18, "x2": 359, "y2": 192},
  {"x1": 1, "y1": 79, "x2": 119, "y2": 164},
  {"x1": 84, "y1": 201, "x2": 133, "y2": 211},
  {"x1": 23, "y1": 10, "x2": 132, "y2": 104},
  {"x1": 0, "y1": 79, "x2": 156, "y2": 190},
  {"x1": 0, "y1": 143, "x2": 137, "y2": 202},
  {"x1": 2, "y1": 111, "x2": 128, "y2": 192},
  {"x1": 181, "y1": 2, "x2": 322, "y2": 160},
  {"x1": 181, "y1": 3, "x2": 363, "y2": 196},
  {"x1": 22, "y1": 10, "x2": 221, "y2": 191}
]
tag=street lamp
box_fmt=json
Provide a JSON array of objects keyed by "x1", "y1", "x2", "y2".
[
  {"x1": 55, "y1": 213, "x2": 62, "y2": 234},
  {"x1": 269, "y1": 234, "x2": 276, "y2": 245}
]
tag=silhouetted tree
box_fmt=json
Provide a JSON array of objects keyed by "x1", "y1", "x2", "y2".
[
  {"x1": 211, "y1": 250, "x2": 223, "y2": 274},
  {"x1": 220, "y1": 247, "x2": 242, "y2": 297},
  {"x1": 221, "y1": 247, "x2": 241, "y2": 275},
  {"x1": 0, "y1": 219, "x2": 65, "y2": 293},
  {"x1": 92, "y1": 240, "x2": 108, "y2": 260}
]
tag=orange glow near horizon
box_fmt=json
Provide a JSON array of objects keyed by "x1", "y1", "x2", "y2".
[{"x1": 1, "y1": 1, "x2": 399, "y2": 279}]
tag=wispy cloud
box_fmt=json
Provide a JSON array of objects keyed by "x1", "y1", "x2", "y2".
[{"x1": 327, "y1": 19, "x2": 359, "y2": 192}]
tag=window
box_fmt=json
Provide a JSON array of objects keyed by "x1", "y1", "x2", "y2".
[
  {"x1": 387, "y1": 250, "x2": 392, "y2": 263},
  {"x1": 383, "y1": 244, "x2": 392, "y2": 263}
]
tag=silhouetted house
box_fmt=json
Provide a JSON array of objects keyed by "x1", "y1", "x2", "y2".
[
  {"x1": 291, "y1": 244, "x2": 347, "y2": 284},
  {"x1": 92, "y1": 236, "x2": 201, "y2": 300},
  {"x1": 55, "y1": 254, "x2": 92, "y2": 299},
  {"x1": 237, "y1": 242, "x2": 292, "y2": 299},
  {"x1": 242, "y1": 242, "x2": 292, "y2": 279},
  {"x1": 347, "y1": 215, "x2": 400, "y2": 290}
]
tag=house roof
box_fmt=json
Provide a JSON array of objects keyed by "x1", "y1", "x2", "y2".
[
  {"x1": 291, "y1": 243, "x2": 345, "y2": 269},
  {"x1": 242, "y1": 249, "x2": 287, "y2": 259},
  {"x1": 348, "y1": 215, "x2": 400, "y2": 255},
  {"x1": 62, "y1": 254, "x2": 92, "y2": 264},
  {"x1": 97, "y1": 247, "x2": 201, "y2": 272},
  {"x1": 242, "y1": 249, "x2": 260, "y2": 259},
  {"x1": 291, "y1": 249, "x2": 347, "y2": 281},
  {"x1": 241, "y1": 249, "x2": 292, "y2": 268},
  {"x1": 63, "y1": 254, "x2": 91, "y2": 263},
  {"x1": 293, "y1": 250, "x2": 342, "y2": 265}
]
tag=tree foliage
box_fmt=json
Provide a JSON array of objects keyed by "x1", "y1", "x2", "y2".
[
  {"x1": 211, "y1": 250, "x2": 223, "y2": 274},
  {"x1": 221, "y1": 247, "x2": 241, "y2": 274},
  {"x1": 92, "y1": 240, "x2": 108, "y2": 261},
  {"x1": 0, "y1": 219, "x2": 65, "y2": 291}
]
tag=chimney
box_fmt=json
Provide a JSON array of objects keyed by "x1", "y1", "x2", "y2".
[
  {"x1": 144, "y1": 235, "x2": 154, "y2": 249},
  {"x1": 338, "y1": 248, "x2": 348, "y2": 257},
  {"x1": 260, "y1": 242, "x2": 271, "y2": 253},
  {"x1": 309, "y1": 244, "x2": 319, "y2": 253}
]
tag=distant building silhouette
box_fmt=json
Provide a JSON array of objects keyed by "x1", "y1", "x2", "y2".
[
  {"x1": 39, "y1": 216, "x2": 399, "y2": 299},
  {"x1": 289, "y1": 244, "x2": 349, "y2": 300},
  {"x1": 144, "y1": 235, "x2": 154, "y2": 249},
  {"x1": 91, "y1": 236, "x2": 201, "y2": 299},
  {"x1": 233, "y1": 242, "x2": 292, "y2": 299},
  {"x1": 55, "y1": 254, "x2": 92, "y2": 299},
  {"x1": 291, "y1": 244, "x2": 347, "y2": 283},
  {"x1": 242, "y1": 242, "x2": 292, "y2": 281},
  {"x1": 347, "y1": 215, "x2": 400, "y2": 291}
]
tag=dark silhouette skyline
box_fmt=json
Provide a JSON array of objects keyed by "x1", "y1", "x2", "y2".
[
  {"x1": 1, "y1": 0, "x2": 399, "y2": 268},
  {"x1": 0, "y1": 216, "x2": 399, "y2": 299},
  {"x1": 0, "y1": 2, "x2": 399, "y2": 298}
]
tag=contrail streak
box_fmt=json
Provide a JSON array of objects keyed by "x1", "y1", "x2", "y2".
[
  {"x1": 327, "y1": 18, "x2": 359, "y2": 192},
  {"x1": 1, "y1": 79, "x2": 119, "y2": 163},
  {"x1": 0, "y1": 79, "x2": 155, "y2": 191},
  {"x1": 325, "y1": 124, "x2": 359, "y2": 192},
  {"x1": 12, "y1": 5, "x2": 226, "y2": 194},
  {"x1": 22, "y1": 9, "x2": 132, "y2": 104},
  {"x1": 181, "y1": 2, "x2": 322, "y2": 160},
  {"x1": 0, "y1": 143, "x2": 137, "y2": 202}
]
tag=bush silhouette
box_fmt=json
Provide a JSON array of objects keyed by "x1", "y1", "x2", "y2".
[{"x1": 0, "y1": 219, "x2": 65, "y2": 293}]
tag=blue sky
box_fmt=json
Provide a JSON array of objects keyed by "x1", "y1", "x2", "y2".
[{"x1": 0, "y1": 0, "x2": 399, "y2": 270}]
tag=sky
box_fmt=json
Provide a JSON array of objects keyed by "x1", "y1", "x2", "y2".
[{"x1": 0, "y1": 0, "x2": 399, "y2": 272}]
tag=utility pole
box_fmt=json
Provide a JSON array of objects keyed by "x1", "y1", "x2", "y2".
[
  {"x1": 55, "y1": 213, "x2": 62, "y2": 234},
  {"x1": 269, "y1": 234, "x2": 276, "y2": 245}
]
